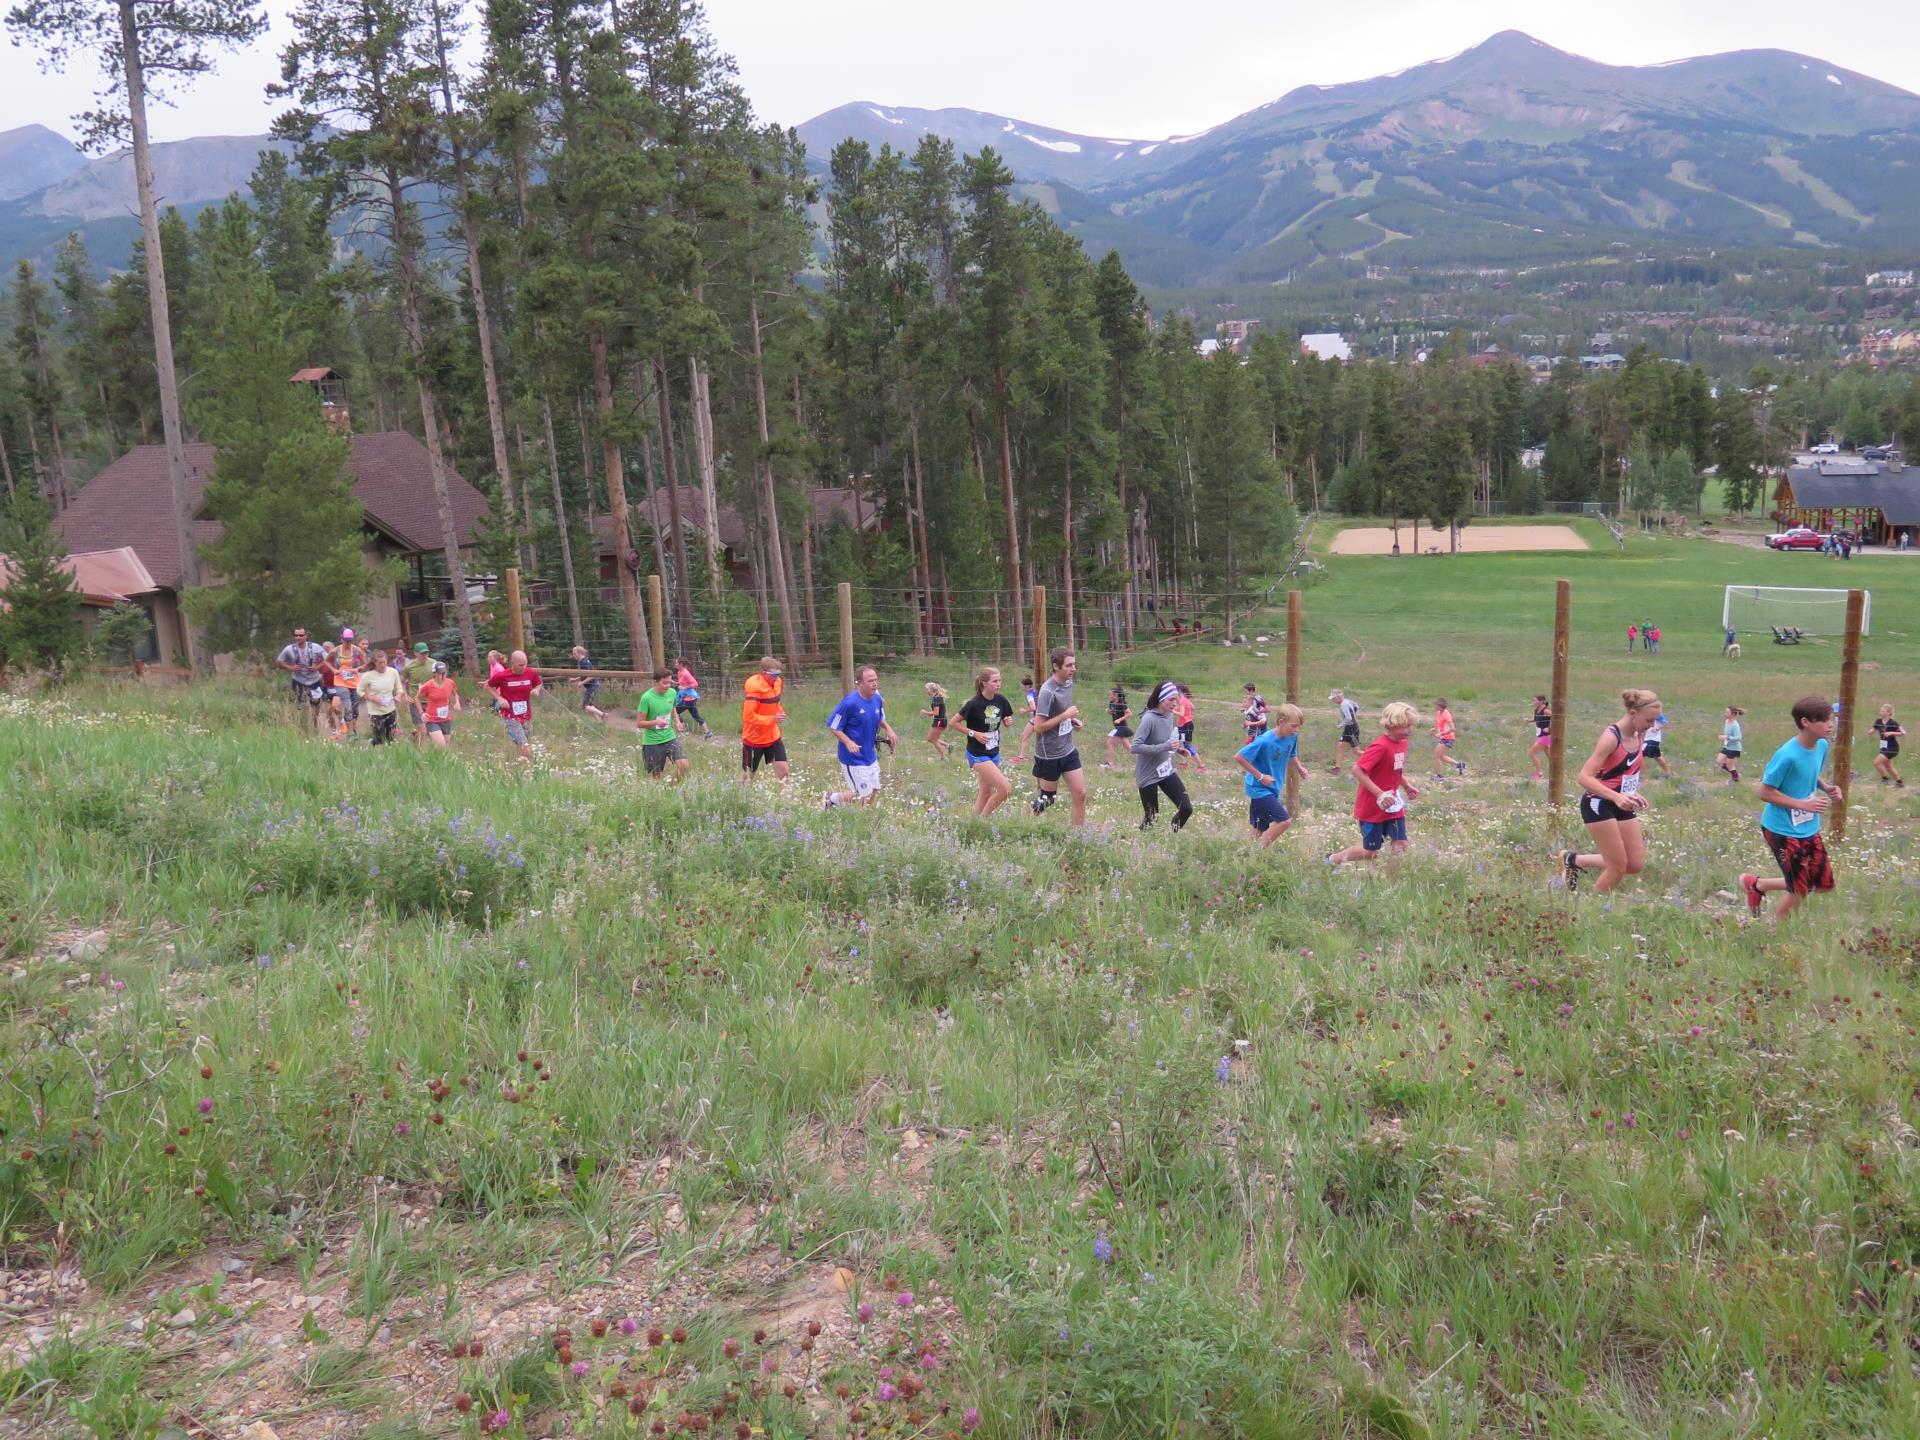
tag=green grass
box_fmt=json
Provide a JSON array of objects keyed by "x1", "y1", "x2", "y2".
[{"x1": 1, "y1": 527, "x2": 1916, "y2": 1438}]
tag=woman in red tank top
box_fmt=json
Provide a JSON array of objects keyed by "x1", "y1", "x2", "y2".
[{"x1": 1561, "y1": 688, "x2": 1661, "y2": 894}]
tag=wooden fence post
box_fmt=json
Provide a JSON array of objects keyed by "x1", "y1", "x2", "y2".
[
  {"x1": 837, "y1": 581, "x2": 855, "y2": 695},
  {"x1": 648, "y1": 574, "x2": 666, "y2": 676},
  {"x1": 1830, "y1": 587, "x2": 1867, "y2": 841},
  {"x1": 1548, "y1": 580, "x2": 1571, "y2": 807},
  {"x1": 1286, "y1": 589, "x2": 1302, "y2": 814},
  {"x1": 1032, "y1": 585, "x2": 1048, "y2": 678},
  {"x1": 504, "y1": 568, "x2": 526, "y2": 654}
]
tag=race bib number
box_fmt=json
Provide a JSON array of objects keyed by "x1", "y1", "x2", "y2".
[
  {"x1": 1156, "y1": 757, "x2": 1174, "y2": 780},
  {"x1": 1619, "y1": 773, "x2": 1641, "y2": 797},
  {"x1": 1392, "y1": 752, "x2": 1405, "y2": 771},
  {"x1": 1059, "y1": 717, "x2": 1074, "y2": 736},
  {"x1": 983, "y1": 727, "x2": 999, "y2": 751},
  {"x1": 1379, "y1": 789, "x2": 1405, "y2": 815},
  {"x1": 510, "y1": 699, "x2": 529, "y2": 717},
  {"x1": 431, "y1": 704, "x2": 450, "y2": 721},
  {"x1": 1789, "y1": 807, "x2": 1815, "y2": 829},
  {"x1": 308, "y1": 685, "x2": 326, "y2": 703}
]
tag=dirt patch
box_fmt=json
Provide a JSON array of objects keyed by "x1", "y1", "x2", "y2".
[{"x1": 1329, "y1": 525, "x2": 1591, "y2": 556}]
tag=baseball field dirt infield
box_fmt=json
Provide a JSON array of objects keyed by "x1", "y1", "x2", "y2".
[{"x1": 1328, "y1": 523, "x2": 1592, "y2": 556}]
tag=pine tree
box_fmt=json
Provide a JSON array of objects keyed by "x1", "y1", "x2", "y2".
[
  {"x1": 7, "y1": 0, "x2": 270, "y2": 673},
  {"x1": 10, "y1": 261, "x2": 71, "y2": 508},
  {"x1": 275, "y1": 0, "x2": 480, "y2": 673},
  {"x1": 0, "y1": 489, "x2": 82, "y2": 673},
  {"x1": 179, "y1": 241, "x2": 395, "y2": 654}
]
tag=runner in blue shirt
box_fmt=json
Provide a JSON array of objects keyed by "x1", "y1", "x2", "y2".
[
  {"x1": 824, "y1": 664, "x2": 900, "y2": 809},
  {"x1": 1738, "y1": 695, "x2": 1841, "y2": 922},
  {"x1": 1234, "y1": 703, "x2": 1308, "y2": 846}
]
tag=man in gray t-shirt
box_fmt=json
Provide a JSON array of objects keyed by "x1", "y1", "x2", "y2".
[
  {"x1": 1028, "y1": 649, "x2": 1087, "y2": 825},
  {"x1": 276, "y1": 629, "x2": 328, "y2": 727}
]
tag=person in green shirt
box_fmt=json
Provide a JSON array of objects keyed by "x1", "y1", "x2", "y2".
[
  {"x1": 402, "y1": 641, "x2": 436, "y2": 742},
  {"x1": 636, "y1": 668, "x2": 689, "y2": 782}
]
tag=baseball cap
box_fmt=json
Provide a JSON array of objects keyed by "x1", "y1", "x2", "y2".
[
  {"x1": 341, "y1": 627, "x2": 356, "y2": 639},
  {"x1": 433, "y1": 660, "x2": 448, "y2": 674},
  {"x1": 413, "y1": 641, "x2": 430, "y2": 653}
]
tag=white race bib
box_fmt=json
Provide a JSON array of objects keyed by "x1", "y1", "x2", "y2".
[
  {"x1": 431, "y1": 704, "x2": 450, "y2": 721},
  {"x1": 1789, "y1": 807, "x2": 1815, "y2": 829},
  {"x1": 510, "y1": 699, "x2": 529, "y2": 717},
  {"x1": 983, "y1": 726, "x2": 999, "y2": 752},
  {"x1": 1619, "y1": 773, "x2": 1641, "y2": 797},
  {"x1": 1379, "y1": 789, "x2": 1405, "y2": 815},
  {"x1": 1156, "y1": 756, "x2": 1174, "y2": 780}
]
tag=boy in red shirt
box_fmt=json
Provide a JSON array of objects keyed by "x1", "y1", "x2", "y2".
[
  {"x1": 1327, "y1": 701, "x2": 1421, "y2": 866},
  {"x1": 485, "y1": 649, "x2": 543, "y2": 761}
]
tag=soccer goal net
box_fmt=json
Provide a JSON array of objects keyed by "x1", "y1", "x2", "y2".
[{"x1": 1723, "y1": 586, "x2": 1870, "y2": 637}]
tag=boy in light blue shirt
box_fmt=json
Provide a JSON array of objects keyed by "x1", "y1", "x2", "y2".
[
  {"x1": 1739, "y1": 695, "x2": 1841, "y2": 922},
  {"x1": 1234, "y1": 703, "x2": 1309, "y2": 846}
]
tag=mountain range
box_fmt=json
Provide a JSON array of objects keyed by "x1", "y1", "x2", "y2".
[
  {"x1": 795, "y1": 31, "x2": 1920, "y2": 285},
  {"x1": 5, "y1": 31, "x2": 1920, "y2": 290}
]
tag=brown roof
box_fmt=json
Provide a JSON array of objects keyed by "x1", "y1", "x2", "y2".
[
  {"x1": 54, "y1": 432, "x2": 487, "y2": 591},
  {"x1": 290, "y1": 367, "x2": 342, "y2": 383}
]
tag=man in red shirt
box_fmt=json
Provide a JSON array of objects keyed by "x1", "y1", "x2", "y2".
[
  {"x1": 1327, "y1": 701, "x2": 1420, "y2": 866},
  {"x1": 486, "y1": 649, "x2": 543, "y2": 760}
]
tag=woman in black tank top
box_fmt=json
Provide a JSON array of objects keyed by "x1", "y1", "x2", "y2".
[
  {"x1": 1527, "y1": 695, "x2": 1552, "y2": 780},
  {"x1": 1561, "y1": 689, "x2": 1661, "y2": 895}
]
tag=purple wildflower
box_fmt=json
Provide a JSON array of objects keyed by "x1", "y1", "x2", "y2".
[
  {"x1": 1093, "y1": 1232, "x2": 1113, "y2": 1264},
  {"x1": 876, "y1": 1382, "x2": 900, "y2": 1403},
  {"x1": 197, "y1": 1098, "x2": 214, "y2": 1115},
  {"x1": 483, "y1": 1410, "x2": 511, "y2": 1432},
  {"x1": 570, "y1": 1360, "x2": 589, "y2": 1378},
  {"x1": 895, "y1": 1290, "x2": 914, "y2": 1309},
  {"x1": 963, "y1": 1407, "x2": 982, "y2": 1433},
  {"x1": 857, "y1": 1301, "x2": 873, "y2": 1324},
  {"x1": 617, "y1": 1317, "x2": 638, "y2": 1336},
  {"x1": 1215, "y1": 1055, "x2": 1232, "y2": 1084}
]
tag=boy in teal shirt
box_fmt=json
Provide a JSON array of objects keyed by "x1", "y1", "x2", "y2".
[
  {"x1": 1234, "y1": 703, "x2": 1309, "y2": 846},
  {"x1": 1739, "y1": 695, "x2": 1841, "y2": 922}
]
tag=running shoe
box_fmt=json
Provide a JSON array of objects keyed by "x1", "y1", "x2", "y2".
[
  {"x1": 1561, "y1": 849, "x2": 1582, "y2": 893},
  {"x1": 1739, "y1": 873, "x2": 1763, "y2": 914}
]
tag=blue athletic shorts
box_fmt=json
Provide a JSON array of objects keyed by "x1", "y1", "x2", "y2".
[
  {"x1": 1359, "y1": 818, "x2": 1408, "y2": 851},
  {"x1": 1248, "y1": 795, "x2": 1291, "y2": 832},
  {"x1": 967, "y1": 752, "x2": 1002, "y2": 767}
]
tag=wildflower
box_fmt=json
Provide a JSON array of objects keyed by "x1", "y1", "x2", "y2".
[
  {"x1": 919, "y1": 1351, "x2": 939, "y2": 1371},
  {"x1": 483, "y1": 1410, "x2": 511, "y2": 1432},
  {"x1": 198, "y1": 1098, "x2": 214, "y2": 1116},
  {"x1": 618, "y1": 1317, "x2": 639, "y2": 1336},
  {"x1": 1621, "y1": 1112, "x2": 1636, "y2": 1129},
  {"x1": 895, "y1": 1291, "x2": 914, "y2": 1308},
  {"x1": 1687, "y1": 1025, "x2": 1704, "y2": 1037},
  {"x1": 256, "y1": 955, "x2": 272, "y2": 969},
  {"x1": 1141, "y1": 1271, "x2": 1155, "y2": 1284},
  {"x1": 395, "y1": 1122, "x2": 411, "y2": 1137},
  {"x1": 1093, "y1": 1232, "x2": 1113, "y2": 1264},
  {"x1": 453, "y1": 1394, "x2": 473, "y2": 1413},
  {"x1": 963, "y1": 1407, "x2": 981, "y2": 1433},
  {"x1": 1215, "y1": 1055, "x2": 1232, "y2": 1084},
  {"x1": 877, "y1": 1383, "x2": 900, "y2": 1403},
  {"x1": 368, "y1": 864, "x2": 380, "y2": 878},
  {"x1": 856, "y1": 1302, "x2": 873, "y2": 1324},
  {"x1": 571, "y1": 1361, "x2": 590, "y2": 1378}
]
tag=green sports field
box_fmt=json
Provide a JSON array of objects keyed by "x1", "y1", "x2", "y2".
[{"x1": 1, "y1": 525, "x2": 1915, "y2": 1440}]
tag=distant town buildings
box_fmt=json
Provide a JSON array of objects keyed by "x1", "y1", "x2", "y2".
[
  {"x1": 1865, "y1": 269, "x2": 1915, "y2": 289},
  {"x1": 1299, "y1": 332, "x2": 1353, "y2": 362}
]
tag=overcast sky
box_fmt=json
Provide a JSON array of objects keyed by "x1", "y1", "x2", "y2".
[{"x1": 1, "y1": 0, "x2": 1913, "y2": 148}]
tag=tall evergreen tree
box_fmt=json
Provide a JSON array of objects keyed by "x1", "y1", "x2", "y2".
[
  {"x1": 179, "y1": 235, "x2": 394, "y2": 654},
  {"x1": 0, "y1": 489, "x2": 81, "y2": 672},
  {"x1": 7, "y1": 0, "x2": 270, "y2": 672}
]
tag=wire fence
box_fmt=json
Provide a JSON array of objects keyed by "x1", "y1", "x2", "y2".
[{"x1": 430, "y1": 565, "x2": 1285, "y2": 702}]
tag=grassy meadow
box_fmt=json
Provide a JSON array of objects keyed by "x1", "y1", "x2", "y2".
[{"x1": 1, "y1": 522, "x2": 1917, "y2": 1440}]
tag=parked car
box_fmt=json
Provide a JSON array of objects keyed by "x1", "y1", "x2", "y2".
[
  {"x1": 1862, "y1": 445, "x2": 1890, "y2": 461},
  {"x1": 1810, "y1": 442, "x2": 1841, "y2": 455},
  {"x1": 1765, "y1": 526, "x2": 1828, "y2": 551}
]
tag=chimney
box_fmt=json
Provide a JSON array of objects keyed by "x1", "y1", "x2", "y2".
[{"x1": 290, "y1": 367, "x2": 353, "y2": 435}]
